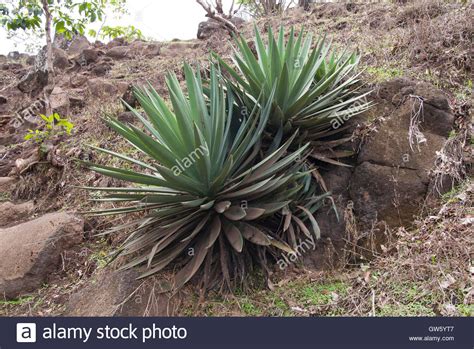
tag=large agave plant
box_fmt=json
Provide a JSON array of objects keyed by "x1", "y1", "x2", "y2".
[
  {"x1": 81, "y1": 64, "x2": 318, "y2": 291},
  {"x1": 215, "y1": 26, "x2": 372, "y2": 143}
]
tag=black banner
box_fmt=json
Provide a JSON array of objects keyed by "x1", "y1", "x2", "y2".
[{"x1": 1, "y1": 317, "x2": 472, "y2": 349}]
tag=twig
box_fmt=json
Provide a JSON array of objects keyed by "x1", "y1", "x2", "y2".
[
  {"x1": 114, "y1": 281, "x2": 146, "y2": 315},
  {"x1": 371, "y1": 288, "x2": 376, "y2": 316},
  {"x1": 196, "y1": 0, "x2": 238, "y2": 34}
]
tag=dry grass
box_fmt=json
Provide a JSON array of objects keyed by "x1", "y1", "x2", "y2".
[
  {"x1": 431, "y1": 100, "x2": 472, "y2": 196},
  {"x1": 336, "y1": 181, "x2": 473, "y2": 316}
]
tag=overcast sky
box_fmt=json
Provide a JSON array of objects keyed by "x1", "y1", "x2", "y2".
[{"x1": 0, "y1": 0, "x2": 236, "y2": 54}]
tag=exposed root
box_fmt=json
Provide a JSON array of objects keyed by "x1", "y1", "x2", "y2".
[
  {"x1": 342, "y1": 200, "x2": 359, "y2": 264},
  {"x1": 407, "y1": 94, "x2": 427, "y2": 152}
]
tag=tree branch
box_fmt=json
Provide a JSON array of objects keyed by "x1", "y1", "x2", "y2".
[
  {"x1": 214, "y1": 0, "x2": 224, "y2": 16},
  {"x1": 196, "y1": 0, "x2": 237, "y2": 34}
]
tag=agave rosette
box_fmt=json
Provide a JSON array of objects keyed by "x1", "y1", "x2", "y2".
[
  {"x1": 215, "y1": 26, "x2": 373, "y2": 145},
  {"x1": 82, "y1": 64, "x2": 314, "y2": 290}
]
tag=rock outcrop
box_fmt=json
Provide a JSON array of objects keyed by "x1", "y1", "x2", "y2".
[
  {"x1": 304, "y1": 78, "x2": 455, "y2": 267},
  {"x1": 87, "y1": 78, "x2": 129, "y2": 97},
  {"x1": 350, "y1": 78, "x2": 454, "y2": 228},
  {"x1": 66, "y1": 35, "x2": 91, "y2": 58},
  {"x1": 17, "y1": 65, "x2": 48, "y2": 96},
  {"x1": 0, "y1": 212, "x2": 83, "y2": 299},
  {"x1": 105, "y1": 41, "x2": 161, "y2": 60},
  {"x1": 49, "y1": 86, "x2": 70, "y2": 116}
]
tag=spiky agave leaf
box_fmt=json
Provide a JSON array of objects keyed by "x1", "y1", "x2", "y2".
[
  {"x1": 82, "y1": 63, "x2": 312, "y2": 291},
  {"x1": 214, "y1": 26, "x2": 373, "y2": 143},
  {"x1": 262, "y1": 158, "x2": 336, "y2": 253}
]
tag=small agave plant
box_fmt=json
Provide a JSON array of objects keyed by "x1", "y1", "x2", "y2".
[
  {"x1": 215, "y1": 26, "x2": 372, "y2": 165},
  {"x1": 82, "y1": 64, "x2": 323, "y2": 291}
]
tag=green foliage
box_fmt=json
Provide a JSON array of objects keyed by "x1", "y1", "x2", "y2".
[
  {"x1": 376, "y1": 282, "x2": 436, "y2": 316},
  {"x1": 298, "y1": 281, "x2": 348, "y2": 306},
  {"x1": 88, "y1": 249, "x2": 109, "y2": 269},
  {"x1": 0, "y1": 296, "x2": 34, "y2": 306},
  {"x1": 189, "y1": 278, "x2": 350, "y2": 316},
  {"x1": 24, "y1": 113, "x2": 74, "y2": 143},
  {"x1": 0, "y1": 1, "x2": 43, "y2": 31},
  {"x1": 240, "y1": 299, "x2": 261, "y2": 315},
  {"x1": 214, "y1": 26, "x2": 372, "y2": 142},
  {"x1": 441, "y1": 184, "x2": 463, "y2": 204},
  {"x1": 366, "y1": 66, "x2": 403, "y2": 82},
  {"x1": 1, "y1": 1, "x2": 97, "y2": 37},
  {"x1": 92, "y1": 24, "x2": 144, "y2": 42},
  {"x1": 0, "y1": 0, "x2": 132, "y2": 40},
  {"x1": 51, "y1": 0, "x2": 106, "y2": 39},
  {"x1": 456, "y1": 303, "x2": 473, "y2": 317}
]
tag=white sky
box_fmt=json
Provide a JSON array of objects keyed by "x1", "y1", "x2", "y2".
[{"x1": 0, "y1": 0, "x2": 236, "y2": 54}]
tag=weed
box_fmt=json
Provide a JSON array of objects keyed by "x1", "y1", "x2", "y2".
[
  {"x1": 88, "y1": 250, "x2": 109, "y2": 269},
  {"x1": 24, "y1": 113, "x2": 74, "y2": 143},
  {"x1": 441, "y1": 184, "x2": 463, "y2": 203},
  {"x1": 0, "y1": 296, "x2": 33, "y2": 306},
  {"x1": 239, "y1": 299, "x2": 261, "y2": 316},
  {"x1": 456, "y1": 304, "x2": 473, "y2": 317},
  {"x1": 366, "y1": 66, "x2": 404, "y2": 82}
]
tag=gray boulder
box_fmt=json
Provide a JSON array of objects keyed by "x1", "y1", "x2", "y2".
[
  {"x1": 197, "y1": 17, "x2": 245, "y2": 40},
  {"x1": 7, "y1": 51, "x2": 20, "y2": 60},
  {"x1": 351, "y1": 79, "x2": 454, "y2": 228},
  {"x1": 66, "y1": 35, "x2": 91, "y2": 58},
  {"x1": 49, "y1": 86, "x2": 70, "y2": 115},
  {"x1": 0, "y1": 212, "x2": 83, "y2": 299}
]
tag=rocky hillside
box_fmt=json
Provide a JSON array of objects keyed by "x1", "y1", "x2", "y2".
[{"x1": 0, "y1": 1, "x2": 472, "y2": 316}]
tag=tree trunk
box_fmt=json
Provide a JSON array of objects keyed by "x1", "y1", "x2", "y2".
[
  {"x1": 298, "y1": 0, "x2": 310, "y2": 11},
  {"x1": 41, "y1": 0, "x2": 54, "y2": 77},
  {"x1": 41, "y1": 0, "x2": 54, "y2": 115}
]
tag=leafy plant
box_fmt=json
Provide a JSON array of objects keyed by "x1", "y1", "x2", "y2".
[
  {"x1": 215, "y1": 26, "x2": 372, "y2": 143},
  {"x1": 82, "y1": 64, "x2": 321, "y2": 291},
  {"x1": 90, "y1": 24, "x2": 144, "y2": 42},
  {"x1": 0, "y1": 1, "x2": 43, "y2": 31},
  {"x1": 24, "y1": 113, "x2": 74, "y2": 143}
]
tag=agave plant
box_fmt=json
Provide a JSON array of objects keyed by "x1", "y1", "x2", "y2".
[
  {"x1": 81, "y1": 64, "x2": 319, "y2": 291},
  {"x1": 214, "y1": 26, "x2": 372, "y2": 143}
]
